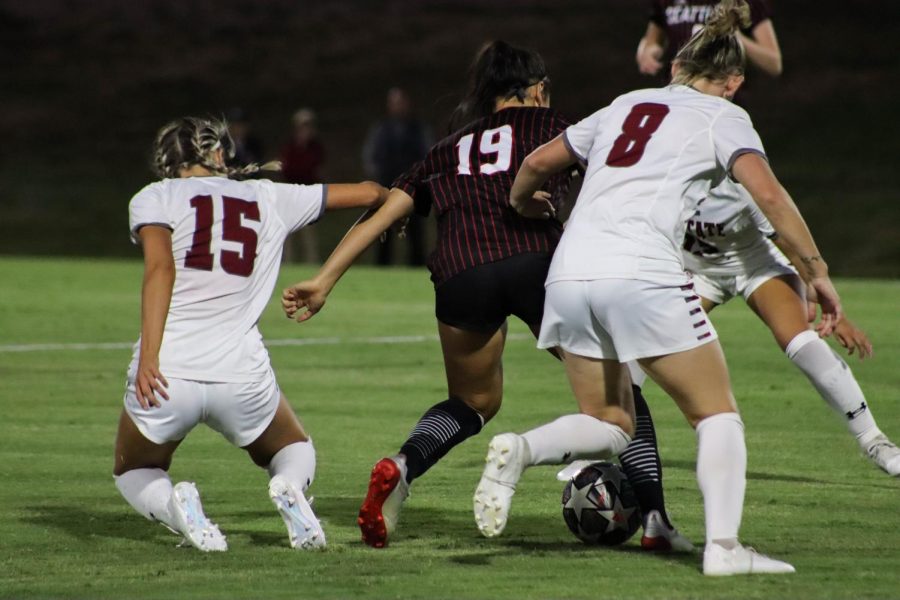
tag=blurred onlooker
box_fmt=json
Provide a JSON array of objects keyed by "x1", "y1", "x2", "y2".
[
  {"x1": 636, "y1": 0, "x2": 782, "y2": 79},
  {"x1": 280, "y1": 108, "x2": 325, "y2": 262},
  {"x1": 225, "y1": 107, "x2": 265, "y2": 169},
  {"x1": 362, "y1": 87, "x2": 431, "y2": 266}
]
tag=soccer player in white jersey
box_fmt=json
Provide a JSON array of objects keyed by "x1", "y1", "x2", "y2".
[
  {"x1": 682, "y1": 179, "x2": 900, "y2": 475},
  {"x1": 472, "y1": 0, "x2": 839, "y2": 575},
  {"x1": 112, "y1": 116, "x2": 387, "y2": 551}
]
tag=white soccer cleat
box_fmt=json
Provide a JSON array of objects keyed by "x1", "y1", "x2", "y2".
[
  {"x1": 269, "y1": 475, "x2": 326, "y2": 550},
  {"x1": 555, "y1": 460, "x2": 595, "y2": 482},
  {"x1": 358, "y1": 456, "x2": 410, "y2": 548},
  {"x1": 473, "y1": 433, "x2": 529, "y2": 538},
  {"x1": 703, "y1": 542, "x2": 795, "y2": 576},
  {"x1": 865, "y1": 434, "x2": 900, "y2": 476},
  {"x1": 167, "y1": 481, "x2": 228, "y2": 552},
  {"x1": 640, "y1": 510, "x2": 694, "y2": 553}
]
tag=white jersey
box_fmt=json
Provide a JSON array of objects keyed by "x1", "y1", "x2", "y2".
[
  {"x1": 128, "y1": 176, "x2": 326, "y2": 383},
  {"x1": 547, "y1": 84, "x2": 765, "y2": 286},
  {"x1": 682, "y1": 178, "x2": 788, "y2": 276}
]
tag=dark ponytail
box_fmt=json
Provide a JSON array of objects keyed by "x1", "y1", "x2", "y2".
[{"x1": 449, "y1": 40, "x2": 548, "y2": 129}]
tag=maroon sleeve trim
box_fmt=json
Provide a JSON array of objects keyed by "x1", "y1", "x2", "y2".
[
  {"x1": 308, "y1": 184, "x2": 329, "y2": 225},
  {"x1": 130, "y1": 222, "x2": 173, "y2": 244},
  {"x1": 562, "y1": 131, "x2": 587, "y2": 164},
  {"x1": 727, "y1": 148, "x2": 768, "y2": 180}
]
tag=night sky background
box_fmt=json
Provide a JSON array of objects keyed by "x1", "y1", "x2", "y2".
[{"x1": 3, "y1": 0, "x2": 898, "y2": 275}]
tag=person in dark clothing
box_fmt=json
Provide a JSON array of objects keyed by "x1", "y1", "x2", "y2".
[
  {"x1": 280, "y1": 108, "x2": 325, "y2": 262},
  {"x1": 363, "y1": 88, "x2": 432, "y2": 266}
]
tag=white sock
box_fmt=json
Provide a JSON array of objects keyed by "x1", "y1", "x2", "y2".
[
  {"x1": 267, "y1": 441, "x2": 316, "y2": 492},
  {"x1": 114, "y1": 468, "x2": 177, "y2": 529},
  {"x1": 696, "y1": 412, "x2": 746, "y2": 545},
  {"x1": 521, "y1": 414, "x2": 631, "y2": 466},
  {"x1": 785, "y1": 330, "x2": 880, "y2": 447}
]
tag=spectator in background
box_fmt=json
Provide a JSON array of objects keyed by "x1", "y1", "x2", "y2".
[
  {"x1": 363, "y1": 87, "x2": 431, "y2": 266},
  {"x1": 225, "y1": 107, "x2": 265, "y2": 169},
  {"x1": 280, "y1": 108, "x2": 325, "y2": 262},
  {"x1": 636, "y1": 0, "x2": 782, "y2": 79}
]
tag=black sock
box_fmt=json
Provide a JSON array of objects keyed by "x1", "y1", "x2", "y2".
[
  {"x1": 619, "y1": 385, "x2": 672, "y2": 527},
  {"x1": 399, "y1": 397, "x2": 484, "y2": 483}
]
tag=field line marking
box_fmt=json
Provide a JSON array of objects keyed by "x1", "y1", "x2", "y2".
[{"x1": 0, "y1": 333, "x2": 533, "y2": 353}]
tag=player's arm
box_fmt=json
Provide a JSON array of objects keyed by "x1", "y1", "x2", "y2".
[
  {"x1": 732, "y1": 153, "x2": 841, "y2": 335},
  {"x1": 738, "y1": 19, "x2": 782, "y2": 76},
  {"x1": 282, "y1": 188, "x2": 414, "y2": 322},
  {"x1": 323, "y1": 181, "x2": 389, "y2": 211},
  {"x1": 510, "y1": 135, "x2": 578, "y2": 219},
  {"x1": 135, "y1": 225, "x2": 174, "y2": 409},
  {"x1": 636, "y1": 21, "x2": 666, "y2": 76}
]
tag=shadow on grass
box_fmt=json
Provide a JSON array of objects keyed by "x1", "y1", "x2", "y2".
[
  {"x1": 21, "y1": 504, "x2": 167, "y2": 543},
  {"x1": 663, "y1": 460, "x2": 896, "y2": 489}
]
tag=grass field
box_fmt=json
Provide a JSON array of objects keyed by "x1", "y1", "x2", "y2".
[{"x1": 1, "y1": 257, "x2": 898, "y2": 600}]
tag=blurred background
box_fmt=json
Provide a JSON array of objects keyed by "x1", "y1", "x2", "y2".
[{"x1": 2, "y1": 0, "x2": 898, "y2": 275}]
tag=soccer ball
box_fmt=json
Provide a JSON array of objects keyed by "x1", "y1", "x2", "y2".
[{"x1": 561, "y1": 461, "x2": 641, "y2": 545}]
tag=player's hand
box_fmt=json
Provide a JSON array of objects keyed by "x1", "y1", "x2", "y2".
[
  {"x1": 637, "y1": 45, "x2": 663, "y2": 75},
  {"x1": 282, "y1": 280, "x2": 328, "y2": 323},
  {"x1": 810, "y1": 276, "x2": 842, "y2": 338},
  {"x1": 511, "y1": 191, "x2": 556, "y2": 220},
  {"x1": 135, "y1": 358, "x2": 168, "y2": 410},
  {"x1": 833, "y1": 318, "x2": 873, "y2": 359},
  {"x1": 804, "y1": 283, "x2": 819, "y2": 323}
]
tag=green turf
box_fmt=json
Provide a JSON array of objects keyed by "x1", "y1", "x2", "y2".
[{"x1": 0, "y1": 257, "x2": 898, "y2": 600}]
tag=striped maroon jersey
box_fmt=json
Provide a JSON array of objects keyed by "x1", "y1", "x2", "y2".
[{"x1": 394, "y1": 107, "x2": 572, "y2": 285}]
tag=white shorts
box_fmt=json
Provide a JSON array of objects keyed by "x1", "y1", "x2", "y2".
[
  {"x1": 123, "y1": 370, "x2": 281, "y2": 447},
  {"x1": 691, "y1": 262, "x2": 797, "y2": 305},
  {"x1": 537, "y1": 279, "x2": 718, "y2": 362}
]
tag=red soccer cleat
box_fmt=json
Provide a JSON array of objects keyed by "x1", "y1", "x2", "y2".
[{"x1": 358, "y1": 456, "x2": 409, "y2": 548}]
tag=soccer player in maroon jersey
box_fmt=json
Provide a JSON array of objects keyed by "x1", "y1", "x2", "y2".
[
  {"x1": 285, "y1": 40, "x2": 691, "y2": 551},
  {"x1": 637, "y1": 0, "x2": 782, "y2": 78},
  {"x1": 281, "y1": 41, "x2": 580, "y2": 548}
]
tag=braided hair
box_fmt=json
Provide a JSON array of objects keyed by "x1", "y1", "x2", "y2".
[
  {"x1": 672, "y1": 0, "x2": 751, "y2": 85},
  {"x1": 152, "y1": 116, "x2": 278, "y2": 179}
]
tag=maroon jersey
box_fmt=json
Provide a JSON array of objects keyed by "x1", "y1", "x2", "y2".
[
  {"x1": 650, "y1": 0, "x2": 773, "y2": 65},
  {"x1": 394, "y1": 107, "x2": 571, "y2": 286}
]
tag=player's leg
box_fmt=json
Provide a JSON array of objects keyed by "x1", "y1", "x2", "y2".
[
  {"x1": 609, "y1": 362, "x2": 693, "y2": 552},
  {"x1": 407, "y1": 320, "x2": 503, "y2": 475},
  {"x1": 222, "y1": 377, "x2": 324, "y2": 550},
  {"x1": 745, "y1": 273, "x2": 899, "y2": 476},
  {"x1": 640, "y1": 341, "x2": 793, "y2": 575},
  {"x1": 475, "y1": 351, "x2": 634, "y2": 538},
  {"x1": 358, "y1": 264, "x2": 509, "y2": 547},
  {"x1": 474, "y1": 280, "x2": 635, "y2": 538},
  {"x1": 114, "y1": 378, "x2": 226, "y2": 551},
  {"x1": 113, "y1": 409, "x2": 182, "y2": 525},
  {"x1": 359, "y1": 321, "x2": 503, "y2": 547}
]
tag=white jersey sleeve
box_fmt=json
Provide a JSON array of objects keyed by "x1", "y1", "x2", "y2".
[
  {"x1": 710, "y1": 106, "x2": 766, "y2": 180},
  {"x1": 268, "y1": 181, "x2": 328, "y2": 234},
  {"x1": 563, "y1": 108, "x2": 608, "y2": 162},
  {"x1": 129, "y1": 181, "x2": 174, "y2": 244}
]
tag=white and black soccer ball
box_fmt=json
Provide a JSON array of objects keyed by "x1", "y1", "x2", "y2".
[{"x1": 561, "y1": 461, "x2": 641, "y2": 546}]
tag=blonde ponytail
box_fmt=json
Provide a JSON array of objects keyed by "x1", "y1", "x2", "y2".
[{"x1": 672, "y1": 0, "x2": 751, "y2": 85}]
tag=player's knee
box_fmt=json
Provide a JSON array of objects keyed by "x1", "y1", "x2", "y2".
[
  {"x1": 459, "y1": 392, "x2": 502, "y2": 423},
  {"x1": 595, "y1": 406, "x2": 634, "y2": 438}
]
